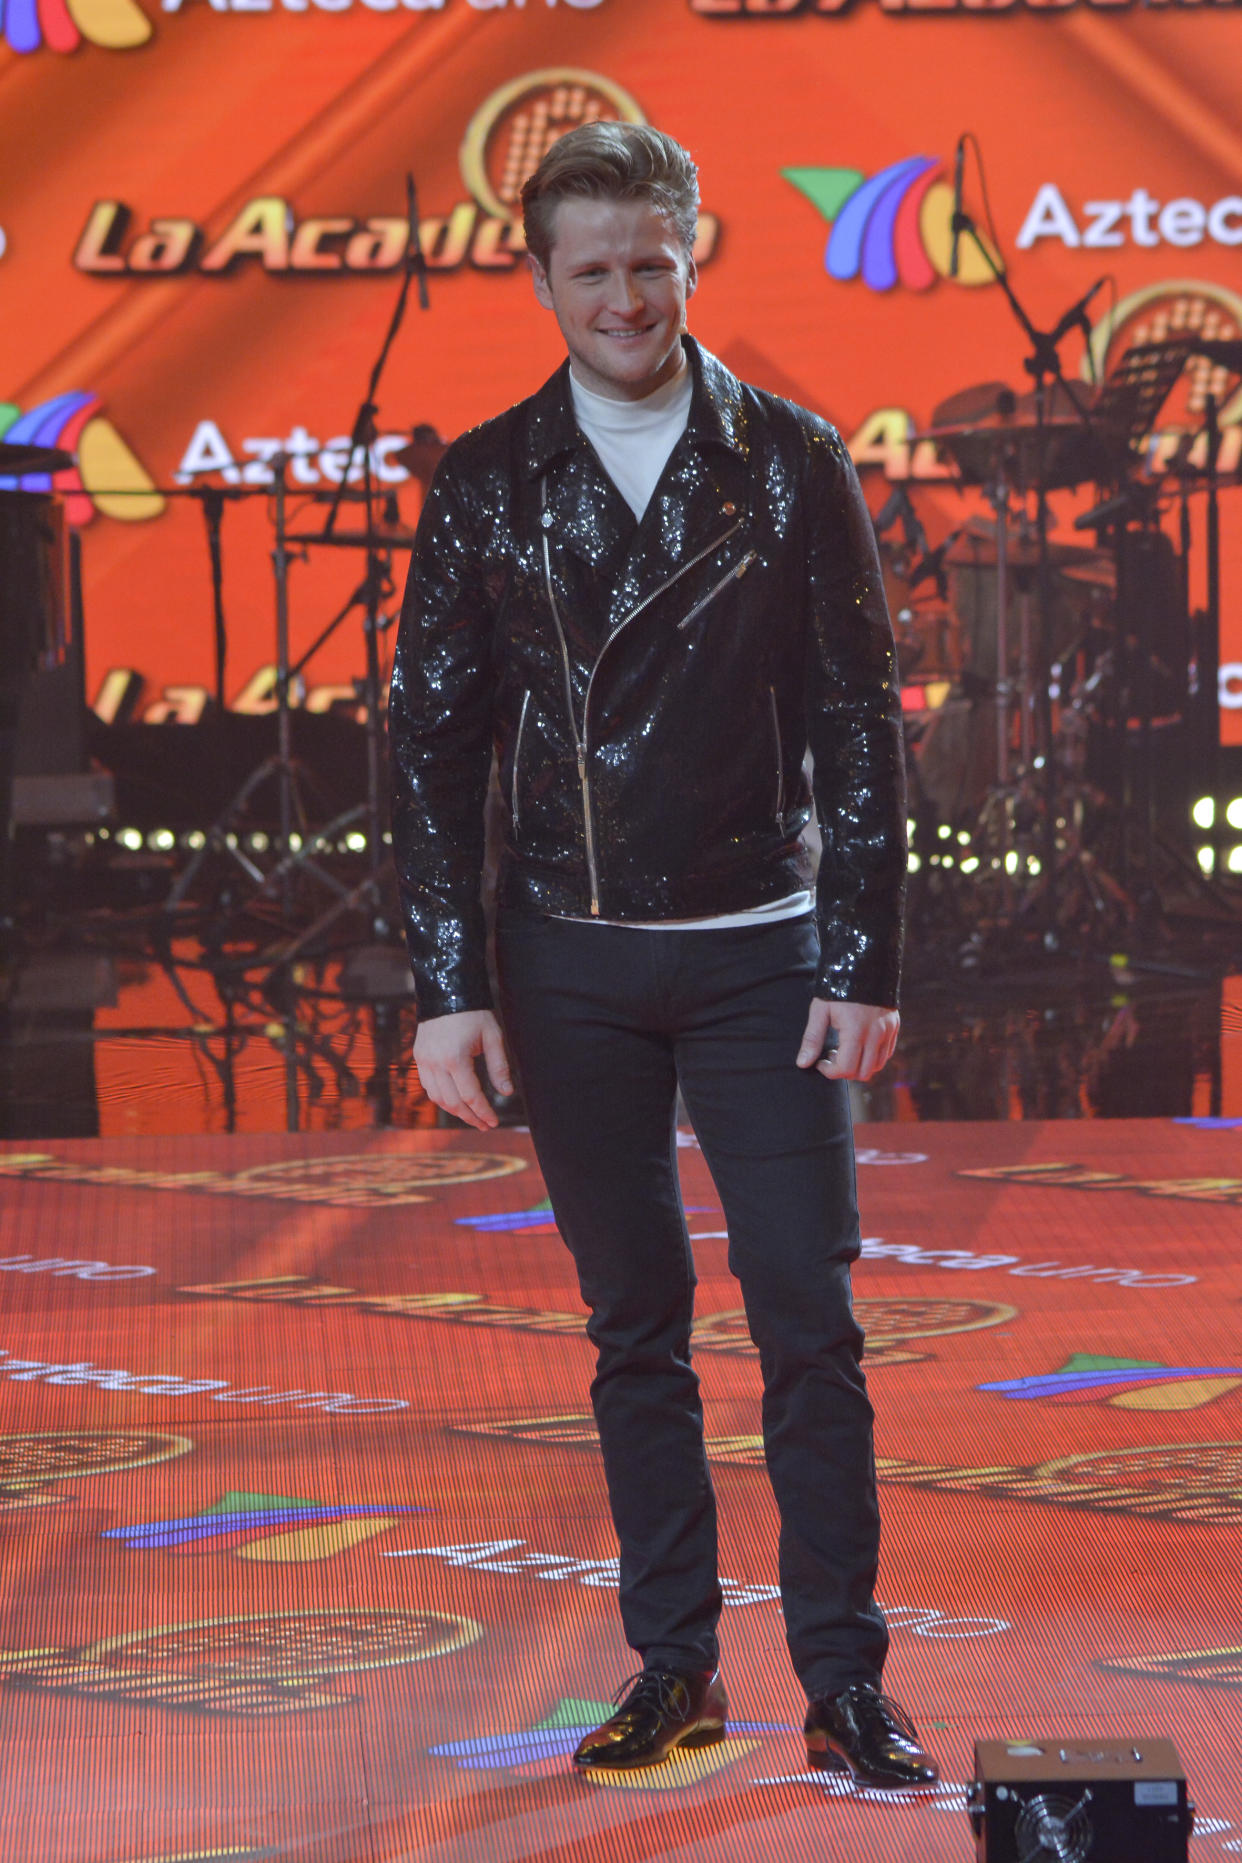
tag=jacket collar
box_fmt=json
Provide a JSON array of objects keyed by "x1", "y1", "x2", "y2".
[{"x1": 523, "y1": 336, "x2": 749, "y2": 479}]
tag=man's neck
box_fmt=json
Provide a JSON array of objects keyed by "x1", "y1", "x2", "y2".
[{"x1": 569, "y1": 347, "x2": 688, "y2": 407}]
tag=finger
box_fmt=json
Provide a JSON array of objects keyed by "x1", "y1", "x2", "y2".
[
  {"x1": 444, "y1": 1061, "x2": 499, "y2": 1130},
  {"x1": 481, "y1": 1022, "x2": 514, "y2": 1098},
  {"x1": 817, "y1": 1035, "x2": 861, "y2": 1079},
  {"x1": 796, "y1": 1004, "x2": 833, "y2": 1069}
]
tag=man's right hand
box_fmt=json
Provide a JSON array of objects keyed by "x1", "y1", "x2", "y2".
[{"x1": 413, "y1": 1009, "x2": 514, "y2": 1132}]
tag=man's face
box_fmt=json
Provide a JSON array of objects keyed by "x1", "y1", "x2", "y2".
[{"x1": 530, "y1": 196, "x2": 697, "y2": 402}]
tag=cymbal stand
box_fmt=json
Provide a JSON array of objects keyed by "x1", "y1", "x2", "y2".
[
  {"x1": 259, "y1": 172, "x2": 430, "y2": 984},
  {"x1": 164, "y1": 457, "x2": 358, "y2": 925},
  {"x1": 952, "y1": 177, "x2": 1107, "y2": 951}
]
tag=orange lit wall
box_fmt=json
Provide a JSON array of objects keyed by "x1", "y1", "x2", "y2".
[{"x1": 3, "y1": 0, "x2": 1241, "y2": 743}]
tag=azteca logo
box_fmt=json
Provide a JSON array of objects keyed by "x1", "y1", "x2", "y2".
[
  {"x1": 2, "y1": 0, "x2": 150, "y2": 53},
  {"x1": 0, "y1": 392, "x2": 163, "y2": 525},
  {"x1": 784, "y1": 156, "x2": 994, "y2": 291}
]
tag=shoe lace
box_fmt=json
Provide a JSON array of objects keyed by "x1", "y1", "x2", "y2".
[
  {"x1": 853, "y1": 1687, "x2": 919, "y2": 1744},
  {"x1": 612, "y1": 1668, "x2": 693, "y2": 1721}
]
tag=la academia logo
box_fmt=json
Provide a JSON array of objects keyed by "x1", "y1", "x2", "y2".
[
  {"x1": 784, "y1": 157, "x2": 994, "y2": 291},
  {"x1": 0, "y1": 392, "x2": 162, "y2": 525},
  {"x1": 2, "y1": 0, "x2": 150, "y2": 53}
]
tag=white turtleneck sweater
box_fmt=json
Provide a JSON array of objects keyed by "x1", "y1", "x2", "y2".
[{"x1": 560, "y1": 360, "x2": 812, "y2": 931}]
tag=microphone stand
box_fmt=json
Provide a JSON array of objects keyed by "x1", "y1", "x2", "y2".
[
  {"x1": 262, "y1": 174, "x2": 430, "y2": 990},
  {"x1": 950, "y1": 193, "x2": 1106, "y2": 953}
]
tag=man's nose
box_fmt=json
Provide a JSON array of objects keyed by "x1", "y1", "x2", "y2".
[{"x1": 604, "y1": 271, "x2": 644, "y2": 315}]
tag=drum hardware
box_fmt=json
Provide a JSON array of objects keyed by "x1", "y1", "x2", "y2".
[
  {"x1": 253, "y1": 170, "x2": 433, "y2": 1027},
  {"x1": 0, "y1": 440, "x2": 75, "y2": 480}
]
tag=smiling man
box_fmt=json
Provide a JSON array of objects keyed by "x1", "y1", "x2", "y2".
[{"x1": 389, "y1": 123, "x2": 936, "y2": 1792}]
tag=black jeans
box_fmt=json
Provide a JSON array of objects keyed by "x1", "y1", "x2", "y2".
[{"x1": 495, "y1": 909, "x2": 888, "y2": 1700}]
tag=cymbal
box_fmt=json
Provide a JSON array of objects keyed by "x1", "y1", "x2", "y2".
[
  {"x1": 0, "y1": 439, "x2": 75, "y2": 477},
  {"x1": 945, "y1": 518, "x2": 1112, "y2": 575},
  {"x1": 917, "y1": 380, "x2": 1118, "y2": 492},
  {"x1": 391, "y1": 430, "x2": 448, "y2": 476},
  {"x1": 286, "y1": 527, "x2": 416, "y2": 549}
]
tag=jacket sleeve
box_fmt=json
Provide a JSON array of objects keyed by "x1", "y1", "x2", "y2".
[
  {"x1": 389, "y1": 458, "x2": 496, "y2": 1019},
  {"x1": 803, "y1": 426, "x2": 908, "y2": 1007}
]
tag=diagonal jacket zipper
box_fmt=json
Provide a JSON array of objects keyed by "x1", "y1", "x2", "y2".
[
  {"x1": 678, "y1": 550, "x2": 758, "y2": 631},
  {"x1": 540, "y1": 478, "x2": 746, "y2": 916}
]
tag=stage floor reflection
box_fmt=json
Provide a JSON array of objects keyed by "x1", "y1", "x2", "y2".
[{"x1": 0, "y1": 1120, "x2": 1238, "y2": 1862}]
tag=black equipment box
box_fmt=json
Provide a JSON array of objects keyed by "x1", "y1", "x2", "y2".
[{"x1": 968, "y1": 1737, "x2": 1194, "y2": 1862}]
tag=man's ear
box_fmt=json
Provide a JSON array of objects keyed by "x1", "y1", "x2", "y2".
[
  {"x1": 529, "y1": 254, "x2": 554, "y2": 310},
  {"x1": 685, "y1": 256, "x2": 698, "y2": 302}
]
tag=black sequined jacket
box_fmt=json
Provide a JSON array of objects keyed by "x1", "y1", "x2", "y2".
[{"x1": 389, "y1": 338, "x2": 906, "y2": 1020}]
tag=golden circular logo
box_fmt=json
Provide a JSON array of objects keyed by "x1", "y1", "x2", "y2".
[
  {"x1": 0, "y1": 1431, "x2": 192, "y2": 1507},
  {"x1": 460, "y1": 69, "x2": 645, "y2": 224},
  {"x1": 229, "y1": 1151, "x2": 526, "y2": 1207},
  {"x1": 1083, "y1": 280, "x2": 1242, "y2": 428},
  {"x1": 1038, "y1": 1440, "x2": 1242, "y2": 1499}
]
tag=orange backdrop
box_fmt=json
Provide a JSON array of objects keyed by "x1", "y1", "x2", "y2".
[{"x1": 3, "y1": 0, "x2": 1242, "y2": 745}]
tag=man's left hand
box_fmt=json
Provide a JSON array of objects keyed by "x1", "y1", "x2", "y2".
[{"x1": 796, "y1": 999, "x2": 899, "y2": 1081}]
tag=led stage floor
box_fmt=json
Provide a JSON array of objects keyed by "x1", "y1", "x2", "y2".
[{"x1": 1, "y1": 1119, "x2": 1240, "y2": 1862}]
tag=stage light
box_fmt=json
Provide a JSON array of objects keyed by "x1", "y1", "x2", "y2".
[
  {"x1": 1227, "y1": 797, "x2": 1242, "y2": 830},
  {"x1": 938, "y1": 824, "x2": 952, "y2": 840},
  {"x1": 288, "y1": 834, "x2": 304, "y2": 852},
  {"x1": 344, "y1": 831, "x2": 367, "y2": 852},
  {"x1": 1028, "y1": 857, "x2": 1042, "y2": 875},
  {"x1": 1228, "y1": 846, "x2": 1242, "y2": 874},
  {"x1": 956, "y1": 830, "x2": 971, "y2": 846},
  {"x1": 117, "y1": 827, "x2": 143, "y2": 851},
  {"x1": 960, "y1": 856, "x2": 980, "y2": 873},
  {"x1": 1192, "y1": 796, "x2": 1214, "y2": 829},
  {"x1": 942, "y1": 854, "x2": 955, "y2": 868},
  {"x1": 1005, "y1": 851, "x2": 1019, "y2": 874},
  {"x1": 246, "y1": 832, "x2": 270, "y2": 853},
  {"x1": 147, "y1": 829, "x2": 175, "y2": 852},
  {"x1": 907, "y1": 851, "x2": 921, "y2": 872},
  {"x1": 185, "y1": 831, "x2": 206, "y2": 850},
  {"x1": 225, "y1": 833, "x2": 238, "y2": 850},
  {"x1": 1197, "y1": 846, "x2": 1215, "y2": 872},
  {"x1": 382, "y1": 831, "x2": 393, "y2": 845}
]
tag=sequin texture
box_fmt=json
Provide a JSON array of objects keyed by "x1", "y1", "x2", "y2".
[{"x1": 389, "y1": 338, "x2": 906, "y2": 1018}]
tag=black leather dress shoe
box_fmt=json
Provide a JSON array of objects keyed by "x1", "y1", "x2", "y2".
[
  {"x1": 573, "y1": 1667, "x2": 728, "y2": 1770},
  {"x1": 805, "y1": 1683, "x2": 939, "y2": 1790}
]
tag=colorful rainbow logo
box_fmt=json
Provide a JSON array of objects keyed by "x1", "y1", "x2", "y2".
[
  {"x1": 980, "y1": 1353, "x2": 1242, "y2": 1411},
  {"x1": 1, "y1": 0, "x2": 151, "y2": 53},
  {"x1": 104, "y1": 1489, "x2": 427, "y2": 1561},
  {"x1": 0, "y1": 392, "x2": 163, "y2": 523},
  {"x1": 784, "y1": 158, "x2": 995, "y2": 292}
]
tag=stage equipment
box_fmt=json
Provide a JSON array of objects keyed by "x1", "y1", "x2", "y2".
[
  {"x1": 0, "y1": 440, "x2": 73, "y2": 478},
  {"x1": 164, "y1": 174, "x2": 432, "y2": 990},
  {"x1": 1, "y1": 487, "x2": 69, "y2": 954},
  {"x1": 968, "y1": 1737, "x2": 1193, "y2": 1862},
  {"x1": 258, "y1": 172, "x2": 433, "y2": 986}
]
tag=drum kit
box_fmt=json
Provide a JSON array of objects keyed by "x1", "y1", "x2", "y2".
[{"x1": 875, "y1": 333, "x2": 1239, "y2": 958}]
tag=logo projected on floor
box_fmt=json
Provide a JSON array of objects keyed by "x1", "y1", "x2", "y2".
[
  {"x1": 0, "y1": 1608, "x2": 481, "y2": 1716},
  {"x1": 0, "y1": 393, "x2": 162, "y2": 525},
  {"x1": 1097, "y1": 1647, "x2": 1242, "y2": 1691},
  {"x1": 431, "y1": 1696, "x2": 777, "y2": 1789},
  {"x1": 0, "y1": 1430, "x2": 190, "y2": 1510},
  {"x1": 0, "y1": 1148, "x2": 526, "y2": 1206},
  {"x1": 980, "y1": 1354, "x2": 1242, "y2": 1412},
  {"x1": 960, "y1": 1158, "x2": 1242, "y2": 1210},
  {"x1": 105, "y1": 1489, "x2": 427, "y2": 1561},
  {"x1": 183, "y1": 1278, "x2": 1016, "y2": 1367},
  {"x1": 783, "y1": 159, "x2": 998, "y2": 291},
  {"x1": 880, "y1": 1440, "x2": 1242, "y2": 1526}
]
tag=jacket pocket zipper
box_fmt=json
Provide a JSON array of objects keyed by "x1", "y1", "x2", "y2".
[
  {"x1": 677, "y1": 549, "x2": 759, "y2": 631},
  {"x1": 770, "y1": 686, "x2": 785, "y2": 824},
  {"x1": 511, "y1": 690, "x2": 531, "y2": 838}
]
